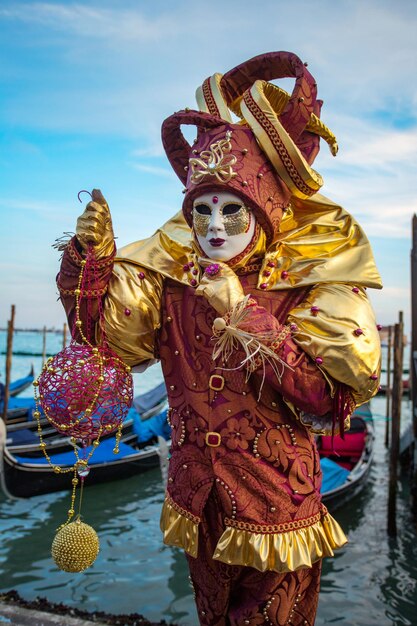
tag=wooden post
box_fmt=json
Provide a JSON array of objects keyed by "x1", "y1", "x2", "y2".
[
  {"x1": 2, "y1": 305, "x2": 16, "y2": 423},
  {"x1": 42, "y1": 325, "x2": 47, "y2": 365},
  {"x1": 385, "y1": 325, "x2": 392, "y2": 448},
  {"x1": 411, "y1": 215, "x2": 417, "y2": 518},
  {"x1": 388, "y1": 312, "x2": 404, "y2": 536},
  {"x1": 63, "y1": 323, "x2": 67, "y2": 349}
]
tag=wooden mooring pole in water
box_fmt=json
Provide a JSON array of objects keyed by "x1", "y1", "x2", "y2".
[
  {"x1": 410, "y1": 214, "x2": 417, "y2": 518},
  {"x1": 385, "y1": 325, "x2": 392, "y2": 448},
  {"x1": 388, "y1": 311, "x2": 404, "y2": 537},
  {"x1": 42, "y1": 325, "x2": 47, "y2": 365},
  {"x1": 2, "y1": 305, "x2": 16, "y2": 423}
]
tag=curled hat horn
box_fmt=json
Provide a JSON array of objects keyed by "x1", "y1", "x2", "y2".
[
  {"x1": 220, "y1": 51, "x2": 317, "y2": 140},
  {"x1": 161, "y1": 109, "x2": 227, "y2": 185},
  {"x1": 196, "y1": 51, "x2": 338, "y2": 198}
]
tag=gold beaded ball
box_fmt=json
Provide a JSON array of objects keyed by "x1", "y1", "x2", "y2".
[{"x1": 51, "y1": 519, "x2": 100, "y2": 573}]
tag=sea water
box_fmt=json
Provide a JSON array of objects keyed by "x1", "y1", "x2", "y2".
[{"x1": 0, "y1": 331, "x2": 416, "y2": 625}]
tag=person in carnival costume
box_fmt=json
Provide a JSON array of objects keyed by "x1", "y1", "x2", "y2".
[{"x1": 57, "y1": 52, "x2": 382, "y2": 625}]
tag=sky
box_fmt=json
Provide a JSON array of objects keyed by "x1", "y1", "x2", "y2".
[{"x1": 0, "y1": 0, "x2": 416, "y2": 332}]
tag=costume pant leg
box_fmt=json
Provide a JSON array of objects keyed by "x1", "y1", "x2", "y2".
[
  {"x1": 186, "y1": 490, "x2": 238, "y2": 626},
  {"x1": 228, "y1": 560, "x2": 322, "y2": 625},
  {"x1": 186, "y1": 490, "x2": 322, "y2": 626}
]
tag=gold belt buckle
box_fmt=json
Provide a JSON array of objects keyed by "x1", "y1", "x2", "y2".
[
  {"x1": 209, "y1": 374, "x2": 225, "y2": 391},
  {"x1": 205, "y1": 432, "x2": 222, "y2": 447}
]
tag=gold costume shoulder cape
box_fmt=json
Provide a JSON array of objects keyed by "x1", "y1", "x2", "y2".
[{"x1": 103, "y1": 193, "x2": 382, "y2": 406}]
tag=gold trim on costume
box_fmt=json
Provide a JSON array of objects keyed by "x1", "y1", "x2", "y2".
[
  {"x1": 224, "y1": 510, "x2": 323, "y2": 534},
  {"x1": 160, "y1": 495, "x2": 347, "y2": 573},
  {"x1": 196, "y1": 73, "x2": 233, "y2": 123},
  {"x1": 213, "y1": 511, "x2": 347, "y2": 573},
  {"x1": 58, "y1": 285, "x2": 108, "y2": 298},
  {"x1": 241, "y1": 81, "x2": 323, "y2": 198},
  {"x1": 160, "y1": 495, "x2": 200, "y2": 558}
]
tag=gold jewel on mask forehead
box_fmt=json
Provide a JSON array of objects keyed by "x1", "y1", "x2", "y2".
[
  {"x1": 222, "y1": 203, "x2": 251, "y2": 236},
  {"x1": 189, "y1": 131, "x2": 237, "y2": 185},
  {"x1": 193, "y1": 208, "x2": 210, "y2": 237}
]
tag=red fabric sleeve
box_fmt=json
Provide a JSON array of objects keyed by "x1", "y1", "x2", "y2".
[{"x1": 56, "y1": 237, "x2": 115, "y2": 344}]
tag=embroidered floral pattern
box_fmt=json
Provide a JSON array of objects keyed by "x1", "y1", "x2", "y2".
[{"x1": 220, "y1": 417, "x2": 256, "y2": 450}]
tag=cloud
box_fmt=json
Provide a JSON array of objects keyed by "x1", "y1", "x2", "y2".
[
  {"x1": 0, "y1": 3, "x2": 174, "y2": 41},
  {"x1": 322, "y1": 114, "x2": 417, "y2": 170},
  {"x1": 129, "y1": 162, "x2": 177, "y2": 180},
  {"x1": 131, "y1": 145, "x2": 166, "y2": 159}
]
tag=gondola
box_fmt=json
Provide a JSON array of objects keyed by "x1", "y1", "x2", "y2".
[
  {"x1": 9, "y1": 367, "x2": 35, "y2": 397},
  {"x1": 2, "y1": 396, "x2": 38, "y2": 422},
  {"x1": 3, "y1": 377, "x2": 168, "y2": 433},
  {"x1": 0, "y1": 408, "x2": 170, "y2": 499},
  {"x1": 318, "y1": 403, "x2": 374, "y2": 509},
  {"x1": 0, "y1": 368, "x2": 35, "y2": 421}
]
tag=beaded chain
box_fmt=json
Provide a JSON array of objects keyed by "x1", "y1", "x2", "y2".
[{"x1": 33, "y1": 244, "x2": 131, "y2": 528}]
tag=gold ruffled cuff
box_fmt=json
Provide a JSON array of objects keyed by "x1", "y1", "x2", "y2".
[
  {"x1": 160, "y1": 495, "x2": 199, "y2": 558},
  {"x1": 213, "y1": 512, "x2": 347, "y2": 573},
  {"x1": 160, "y1": 495, "x2": 347, "y2": 572}
]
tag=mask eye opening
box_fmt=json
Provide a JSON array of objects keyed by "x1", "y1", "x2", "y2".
[
  {"x1": 193, "y1": 203, "x2": 211, "y2": 215},
  {"x1": 222, "y1": 203, "x2": 244, "y2": 216}
]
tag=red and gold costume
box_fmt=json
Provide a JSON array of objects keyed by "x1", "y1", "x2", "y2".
[{"x1": 57, "y1": 52, "x2": 382, "y2": 625}]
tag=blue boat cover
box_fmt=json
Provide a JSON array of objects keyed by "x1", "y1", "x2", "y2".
[
  {"x1": 0, "y1": 396, "x2": 37, "y2": 415},
  {"x1": 12, "y1": 408, "x2": 171, "y2": 466},
  {"x1": 131, "y1": 408, "x2": 171, "y2": 442},
  {"x1": 0, "y1": 374, "x2": 34, "y2": 401},
  {"x1": 320, "y1": 457, "x2": 350, "y2": 493},
  {"x1": 10, "y1": 374, "x2": 34, "y2": 394},
  {"x1": 8, "y1": 429, "x2": 40, "y2": 445},
  {"x1": 14, "y1": 437, "x2": 138, "y2": 466}
]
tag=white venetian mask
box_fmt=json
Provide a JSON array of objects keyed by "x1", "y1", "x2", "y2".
[{"x1": 192, "y1": 191, "x2": 256, "y2": 262}]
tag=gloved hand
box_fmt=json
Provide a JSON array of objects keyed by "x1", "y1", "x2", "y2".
[
  {"x1": 195, "y1": 259, "x2": 246, "y2": 316},
  {"x1": 76, "y1": 189, "x2": 115, "y2": 258}
]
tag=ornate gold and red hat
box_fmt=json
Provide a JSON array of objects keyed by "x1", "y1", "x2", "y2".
[{"x1": 162, "y1": 51, "x2": 338, "y2": 244}]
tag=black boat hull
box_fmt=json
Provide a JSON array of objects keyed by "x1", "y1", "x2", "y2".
[{"x1": 1, "y1": 444, "x2": 161, "y2": 498}]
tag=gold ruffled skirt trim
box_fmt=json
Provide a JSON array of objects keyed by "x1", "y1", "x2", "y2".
[
  {"x1": 213, "y1": 513, "x2": 347, "y2": 573},
  {"x1": 160, "y1": 495, "x2": 200, "y2": 558},
  {"x1": 160, "y1": 496, "x2": 348, "y2": 572}
]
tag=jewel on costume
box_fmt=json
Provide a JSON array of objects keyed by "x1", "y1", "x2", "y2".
[{"x1": 205, "y1": 263, "x2": 221, "y2": 277}]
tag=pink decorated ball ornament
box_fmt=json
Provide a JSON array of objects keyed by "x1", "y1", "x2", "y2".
[{"x1": 36, "y1": 343, "x2": 133, "y2": 442}]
